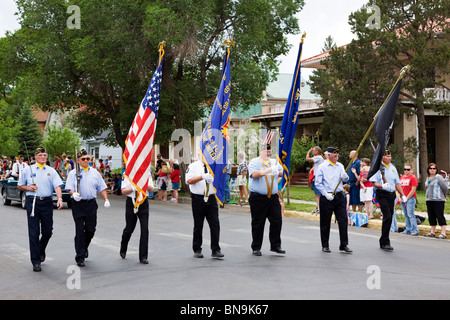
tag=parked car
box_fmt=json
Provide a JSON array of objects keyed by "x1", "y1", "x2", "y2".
[{"x1": 0, "y1": 172, "x2": 71, "y2": 209}]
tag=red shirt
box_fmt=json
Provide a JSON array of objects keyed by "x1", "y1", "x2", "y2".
[
  {"x1": 359, "y1": 170, "x2": 373, "y2": 188},
  {"x1": 170, "y1": 169, "x2": 180, "y2": 183},
  {"x1": 400, "y1": 174, "x2": 418, "y2": 198}
]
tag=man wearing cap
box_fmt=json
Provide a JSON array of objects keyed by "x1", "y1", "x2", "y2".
[
  {"x1": 248, "y1": 142, "x2": 285, "y2": 256},
  {"x1": 18, "y1": 147, "x2": 64, "y2": 272},
  {"x1": 314, "y1": 146, "x2": 352, "y2": 253},
  {"x1": 66, "y1": 149, "x2": 110, "y2": 267},
  {"x1": 185, "y1": 152, "x2": 224, "y2": 259},
  {"x1": 369, "y1": 150, "x2": 407, "y2": 251}
]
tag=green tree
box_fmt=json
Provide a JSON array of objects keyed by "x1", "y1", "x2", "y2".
[
  {"x1": 310, "y1": 0, "x2": 450, "y2": 184},
  {"x1": 5, "y1": 0, "x2": 304, "y2": 149},
  {"x1": 0, "y1": 100, "x2": 21, "y2": 157},
  {"x1": 310, "y1": 32, "x2": 397, "y2": 162},
  {"x1": 42, "y1": 125, "x2": 80, "y2": 160},
  {"x1": 16, "y1": 106, "x2": 43, "y2": 156},
  {"x1": 350, "y1": 0, "x2": 450, "y2": 188}
]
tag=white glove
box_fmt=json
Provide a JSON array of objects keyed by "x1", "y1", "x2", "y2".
[
  {"x1": 341, "y1": 172, "x2": 349, "y2": 180},
  {"x1": 271, "y1": 166, "x2": 279, "y2": 175},
  {"x1": 72, "y1": 192, "x2": 82, "y2": 202},
  {"x1": 325, "y1": 193, "x2": 334, "y2": 201},
  {"x1": 202, "y1": 173, "x2": 214, "y2": 184},
  {"x1": 401, "y1": 196, "x2": 408, "y2": 203},
  {"x1": 104, "y1": 200, "x2": 110, "y2": 208},
  {"x1": 381, "y1": 183, "x2": 390, "y2": 190}
]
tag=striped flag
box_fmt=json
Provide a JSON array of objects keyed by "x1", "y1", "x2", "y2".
[
  {"x1": 123, "y1": 47, "x2": 164, "y2": 208},
  {"x1": 261, "y1": 127, "x2": 274, "y2": 146}
]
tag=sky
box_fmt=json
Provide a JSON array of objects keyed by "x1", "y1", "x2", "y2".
[{"x1": 0, "y1": 0, "x2": 369, "y2": 79}]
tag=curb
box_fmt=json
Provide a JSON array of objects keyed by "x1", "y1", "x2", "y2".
[{"x1": 283, "y1": 210, "x2": 444, "y2": 237}]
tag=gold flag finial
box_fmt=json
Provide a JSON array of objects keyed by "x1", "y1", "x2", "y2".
[
  {"x1": 223, "y1": 39, "x2": 235, "y2": 48},
  {"x1": 158, "y1": 41, "x2": 166, "y2": 67},
  {"x1": 223, "y1": 39, "x2": 235, "y2": 55},
  {"x1": 301, "y1": 32, "x2": 306, "y2": 44},
  {"x1": 400, "y1": 65, "x2": 410, "y2": 76}
]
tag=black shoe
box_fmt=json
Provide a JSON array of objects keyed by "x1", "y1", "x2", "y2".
[
  {"x1": 33, "y1": 264, "x2": 41, "y2": 272},
  {"x1": 40, "y1": 253, "x2": 46, "y2": 262},
  {"x1": 140, "y1": 259, "x2": 149, "y2": 264},
  {"x1": 84, "y1": 249, "x2": 89, "y2": 259},
  {"x1": 252, "y1": 250, "x2": 262, "y2": 256},
  {"x1": 270, "y1": 247, "x2": 286, "y2": 254},
  {"x1": 194, "y1": 251, "x2": 203, "y2": 258},
  {"x1": 339, "y1": 246, "x2": 353, "y2": 254},
  {"x1": 212, "y1": 250, "x2": 224, "y2": 258},
  {"x1": 380, "y1": 244, "x2": 394, "y2": 251},
  {"x1": 322, "y1": 247, "x2": 331, "y2": 253},
  {"x1": 77, "y1": 261, "x2": 85, "y2": 267},
  {"x1": 120, "y1": 251, "x2": 126, "y2": 259}
]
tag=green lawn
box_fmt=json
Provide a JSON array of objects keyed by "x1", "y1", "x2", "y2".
[{"x1": 286, "y1": 186, "x2": 450, "y2": 214}]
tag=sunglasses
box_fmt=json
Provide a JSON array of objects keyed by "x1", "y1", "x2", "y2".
[
  {"x1": 429, "y1": 167, "x2": 437, "y2": 170},
  {"x1": 80, "y1": 157, "x2": 91, "y2": 161},
  {"x1": 404, "y1": 168, "x2": 411, "y2": 171}
]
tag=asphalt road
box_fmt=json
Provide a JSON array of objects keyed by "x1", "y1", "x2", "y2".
[{"x1": 1, "y1": 194, "x2": 449, "y2": 301}]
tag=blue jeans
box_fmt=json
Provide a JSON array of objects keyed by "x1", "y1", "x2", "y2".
[
  {"x1": 401, "y1": 197, "x2": 419, "y2": 234},
  {"x1": 224, "y1": 174, "x2": 231, "y2": 202}
]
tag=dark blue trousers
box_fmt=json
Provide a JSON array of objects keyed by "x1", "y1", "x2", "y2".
[
  {"x1": 26, "y1": 197, "x2": 54, "y2": 266},
  {"x1": 71, "y1": 199, "x2": 98, "y2": 263}
]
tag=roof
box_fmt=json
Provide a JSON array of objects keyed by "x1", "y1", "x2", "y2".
[
  {"x1": 300, "y1": 44, "x2": 349, "y2": 69},
  {"x1": 266, "y1": 73, "x2": 320, "y2": 100}
]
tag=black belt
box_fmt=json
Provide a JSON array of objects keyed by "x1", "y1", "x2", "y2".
[
  {"x1": 376, "y1": 189, "x2": 395, "y2": 195},
  {"x1": 191, "y1": 193, "x2": 215, "y2": 198},
  {"x1": 79, "y1": 198, "x2": 96, "y2": 202},
  {"x1": 27, "y1": 196, "x2": 52, "y2": 201},
  {"x1": 250, "y1": 192, "x2": 277, "y2": 198}
]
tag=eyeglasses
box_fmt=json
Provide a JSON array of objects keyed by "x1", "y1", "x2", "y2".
[
  {"x1": 429, "y1": 167, "x2": 437, "y2": 170},
  {"x1": 80, "y1": 157, "x2": 91, "y2": 161},
  {"x1": 404, "y1": 168, "x2": 411, "y2": 171}
]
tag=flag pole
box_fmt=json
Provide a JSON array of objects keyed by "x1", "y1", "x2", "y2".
[
  {"x1": 331, "y1": 65, "x2": 410, "y2": 195},
  {"x1": 277, "y1": 32, "x2": 306, "y2": 193}
]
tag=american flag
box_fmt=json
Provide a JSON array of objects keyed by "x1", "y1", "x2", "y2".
[
  {"x1": 123, "y1": 59, "x2": 163, "y2": 207},
  {"x1": 262, "y1": 128, "x2": 274, "y2": 145}
]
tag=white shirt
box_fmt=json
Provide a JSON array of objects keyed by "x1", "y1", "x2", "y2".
[
  {"x1": 185, "y1": 160, "x2": 215, "y2": 196},
  {"x1": 122, "y1": 175, "x2": 153, "y2": 198},
  {"x1": 12, "y1": 161, "x2": 29, "y2": 177}
]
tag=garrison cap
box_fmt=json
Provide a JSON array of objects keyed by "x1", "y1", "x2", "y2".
[
  {"x1": 327, "y1": 146, "x2": 339, "y2": 154},
  {"x1": 77, "y1": 149, "x2": 88, "y2": 158},
  {"x1": 35, "y1": 146, "x2": 46, "y2": 155}
]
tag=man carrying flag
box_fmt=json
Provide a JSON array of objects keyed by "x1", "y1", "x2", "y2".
[
  {"x1": 199, "y1": 39, "x2": 233, "y2": 207},
  {"x1": 248, "y1": 131, "x2": 284, "y2": 256},
  {"x1": 123, "y1": 42, "x2": 164, "y2": 209},
  {"x1": 366, "y1": 71, "x2": 409, "y2": 251},
  {"x1": 278, "y1": 33, "x2": 305, "y2": 191},
  {"x1": 120, "y1": 42, "x2": 164, "y2": 262},
  {"x1": 185, "y1": 40, "x2": 233, "y2": 259}
]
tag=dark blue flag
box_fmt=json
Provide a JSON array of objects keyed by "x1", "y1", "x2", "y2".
[
  {"x1": 367, "y1": 79, "x2": 403, "y2": 179},
  {"x1": 200, "y1": 45, "x2": 232, "y2": 206},
  {"x1": 277, "y1": 38, "x2": 304, "y2": 190}
]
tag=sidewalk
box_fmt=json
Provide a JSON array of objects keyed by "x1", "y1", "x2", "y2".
[{"x1": 284, "y1": 198, "x2": 448, "y2": 236}]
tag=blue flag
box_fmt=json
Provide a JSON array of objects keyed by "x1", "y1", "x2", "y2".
[
  {"x1": 200, "y1": 47, "x2": 231, "y2": 206},
  {"x1": 277, "y1": 39, "x2": 304, "y2": 190}
]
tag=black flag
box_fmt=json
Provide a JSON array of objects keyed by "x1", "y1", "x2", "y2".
[{"x1": 367, "y1": 79, "x2": 402, "y2": 179}]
